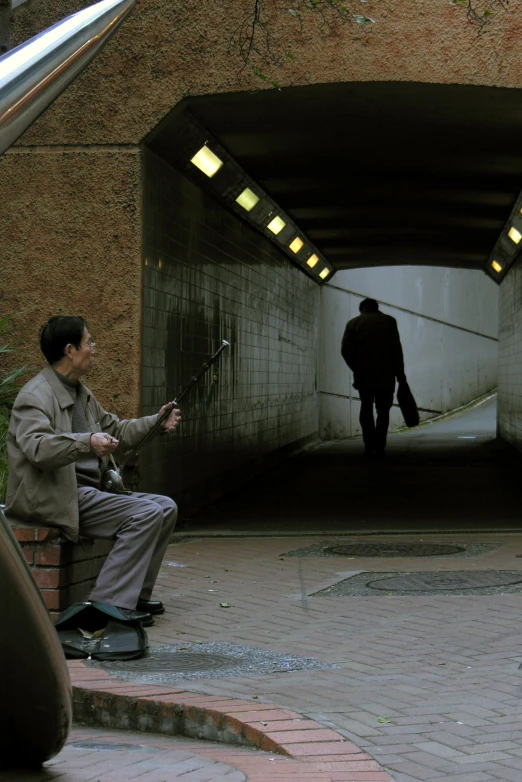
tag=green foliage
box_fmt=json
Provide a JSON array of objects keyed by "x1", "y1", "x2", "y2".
[
  {"x1": 0, "y1": 406, "x2": 8, "y2": 503},
  {"x1": 352, "y1": 14, "x2": 375, "y2": 24},
  {"x1": 448, "y1": 0, "x2": 508, "y2": 30},
  {"x1": 252, "y1": 66, "x2": 280, "y2": 89},
  {"x1": 0, "y1": 315, "x2": 29, "y2": 502},
  {"x1": 0, "y1": 315, "x2": 28, "y2": 407}
]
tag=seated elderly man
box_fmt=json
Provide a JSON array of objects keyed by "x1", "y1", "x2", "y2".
[{"x1": 5, "y1": 316, "x2": 181, "y2": 626}]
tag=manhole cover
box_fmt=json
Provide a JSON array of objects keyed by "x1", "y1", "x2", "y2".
[
  {"x1": 324, "y1": 543, "x2": 465, "y2": 557},
  {"x1": 92, "y1": 652, "x2": 239, "y2": 672},
  {"x1": 70, "y1": 742, "x2": 146, "y2": 751},
  {"x1": 367, "y1": 571, "x2": 522, "y2": 592}
]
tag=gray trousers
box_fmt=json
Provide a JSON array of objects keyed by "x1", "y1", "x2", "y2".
[{"x1": 77, "y1": 487, "x2": 177, "y2": 610}]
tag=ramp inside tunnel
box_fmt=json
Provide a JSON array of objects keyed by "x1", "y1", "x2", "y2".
[{"x1": 182, "y1": 395, "x2": 522, "y2": 535}]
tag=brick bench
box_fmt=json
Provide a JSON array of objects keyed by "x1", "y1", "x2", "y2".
[{"x1": 11, "y1": 526, "x2": 112, "y2": 621}]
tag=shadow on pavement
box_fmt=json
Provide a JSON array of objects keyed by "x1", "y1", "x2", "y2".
[{"x1": 185, "y1": 396, "x2": 522, "y2": 535}]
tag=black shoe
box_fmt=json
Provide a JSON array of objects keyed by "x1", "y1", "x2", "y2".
[
  {"x1": 136, "y1": 599, "x2": 165, "y2": 615},
  {"x1": 374, "y1": 449, "x2": 386, "y2": 460},
  {"x1": 116, "y1": 607, "x2": 154, "y2": 627}
]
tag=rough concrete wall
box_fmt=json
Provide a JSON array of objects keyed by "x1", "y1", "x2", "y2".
[
  {"x1": 0, "y1": 148, "x2": 143, "y2": 416},
  {"x1": 320, "y1": 267, "x2": 498, "y2": 440},
  {"x1": 498, "y1": 255, "x2": 522, "y2": 447},
  {"x1": 140, "y1": 149, "x2": 319, "y2": 499},
  {"x1": 10, "y1": 1, "x2": 522, "y2": 148}
]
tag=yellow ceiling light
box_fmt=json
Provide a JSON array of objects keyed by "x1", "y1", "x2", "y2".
[
  {"x1": 306, "y1": 254, "x2": 319, "y2": 268},
  {"x1": 319, "y1": 267, "x2": 330, "y2": 280},
  {"x1": 267, "y1": 216, "x2": 286, "y2": 235},
  {"x1": 236, "y1": 188, "x2": 259, "y2": 211},
  {"x1": 190, "y1": 145, "x2": 223, "y2": 178},
  {"x1": 289, "y1": 237, "x2": 304, "y2": 254},
  {"x1": 508, "y1": 226, "x2": 522, "y2": 245},
  {"x1": 491, "y1": 260, "x2": 503, "y2": 273}
]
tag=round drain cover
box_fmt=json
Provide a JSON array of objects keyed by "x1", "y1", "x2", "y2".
[
  {"x1": 71, "y1": 741, "x2": 145, "y2": 751},
  {"x1": 92, "y1": 652, "x2": 239, "y2": 672},
  {"x1": 325, "y1": 543, "x2": 465, "y2": 558},
  {"x1": 367, "y1": 571, "x2": 522, "y2": 591}
]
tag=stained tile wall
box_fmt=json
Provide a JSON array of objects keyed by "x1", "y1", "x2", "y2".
[
  {"x1": 498, "y1": 255, "x2": 522, "y2": 446},
  {"x1": 140, "y1": 149, "x2": 319, "y2": 500}
]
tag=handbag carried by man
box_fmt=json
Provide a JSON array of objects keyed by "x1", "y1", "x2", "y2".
[{"x1": 397, "y1": 379, "x2": 419, "y2": 428}]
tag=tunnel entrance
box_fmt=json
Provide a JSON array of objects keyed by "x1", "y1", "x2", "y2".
[
  {"x1": 141, "y1": 80, "x2": 500, "y2": 515},
  {"x1": 150, "y1": 81, "x2": 522, "y2": 274}
]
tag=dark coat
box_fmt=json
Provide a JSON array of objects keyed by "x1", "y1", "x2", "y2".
[{"x1": 341, "y1": 311, "x2": 405, "y2": 391}]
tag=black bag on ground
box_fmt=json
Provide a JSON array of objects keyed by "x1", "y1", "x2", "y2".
[
  {"x1": 54, "y1": 601, "x2": 148, "y2": 661},
  {"x1": 397, "y1": 379, "x2": 420, "y2": 428}
]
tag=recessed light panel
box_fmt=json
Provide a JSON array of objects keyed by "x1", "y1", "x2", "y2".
[
  {"x1": 319, "y1": 268, "x2": 330, "y2": 279},
  {"x1": 289, "y1": 237, "x2": 304, "y2": 254},
  {"x1": 508, "y1": 226, "x2": 522, "y2": 245},
  {"x1": 491, "y1": 260, "x2": 503, "y2": 273},
  {"x1": 190, "y1": 146, "x2": 223, "y2": 178},
  {"x1": 236, "y1": 188, "x2": 259, "y2": 211},
  {"x1": 267, "y1": 216, "x2": 286, "y2": 235},
  {"x1": 306, "y1": 254, "x2": 319, "y2": 268}
]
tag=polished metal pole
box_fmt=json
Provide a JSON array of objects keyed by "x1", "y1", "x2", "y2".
[{"x1": 0, "y1": 0, "x2": 135, "y2": 155}]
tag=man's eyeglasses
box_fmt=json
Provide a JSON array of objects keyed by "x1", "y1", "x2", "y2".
[{"x1": 85, "y1": 341, "x2": 96, "y2": 350}]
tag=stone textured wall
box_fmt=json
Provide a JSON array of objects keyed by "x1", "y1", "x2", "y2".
[
  {"x1": 139, "y1": 149, "x2": 319, "y2": 499},
  {"x1": 498, "y1": 255, "x2": 522, "y2": 447},
  {"x1": 320, "y1": 267, "x2": 498, "y2": 439},
  {"x1": 10, "y1": 0, "x2": 522, "y2": 148},
  {"x1": 0, "y1": 147, "x2": 143, "y2": 415}
]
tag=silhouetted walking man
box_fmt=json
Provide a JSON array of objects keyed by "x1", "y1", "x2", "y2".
[{"x1": 341, "y1": 298, "x2": 405, "y2": 457}]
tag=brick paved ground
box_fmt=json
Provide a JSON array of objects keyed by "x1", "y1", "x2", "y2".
[
  {"x1": 119, "y1": 396, "x2": 522, "y2": 782},
  {"x1": 139, "y1": 534, "x2": 522, "y2": 782},
  {"x1": 12, "y1": 396, "x2": 522, "y2": 782},
  {"x1": 3, "y1": 726, "x2": 321, "y2": 781}
]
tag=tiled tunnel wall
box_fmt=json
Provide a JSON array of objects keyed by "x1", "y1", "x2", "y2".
[
  {"x1": 498, "y1": 255, "x2": 522, "y2": 446},
  {"x1": 140, "y1": 148, "x2": 320, "y2": 503}
]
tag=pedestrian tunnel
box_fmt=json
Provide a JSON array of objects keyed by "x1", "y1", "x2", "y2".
[{"x1": 137, "y1": 80, "x2": 507, "y2": 525}]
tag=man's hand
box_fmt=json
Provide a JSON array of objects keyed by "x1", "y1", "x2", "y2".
[
  {"x1": 159, "y1": 403, "x2": 181, "y2": 432},
  {"x1": 90, "y1": 432, "x2": 119, "y2": 457}
]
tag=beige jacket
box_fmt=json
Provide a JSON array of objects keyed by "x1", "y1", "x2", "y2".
[{"x1": 5, "y1": 365, "x2": 159, "y2": 541}]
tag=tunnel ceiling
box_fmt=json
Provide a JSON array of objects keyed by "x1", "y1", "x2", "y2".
[{"x1": 152, "y1": 81, "x2": 522, "y2": 273}]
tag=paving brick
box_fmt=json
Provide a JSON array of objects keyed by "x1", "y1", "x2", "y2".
[
  {"x1": 264, "y1": 729, "x2": 344, "y2": 744},
  {"x1": 25, "y1": 420, "x2": 522, "y2": 782}
]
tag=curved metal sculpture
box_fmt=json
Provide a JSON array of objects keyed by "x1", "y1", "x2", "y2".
[
  {"x1": 0, "y1": 0, "x2": 135, "y2": 155},
  {"x1": 0, "y1": 508, "x2": 72, "y2": 767},
  {"x1": 0, "y1": 0, "x2": 135, "y2": 768}
]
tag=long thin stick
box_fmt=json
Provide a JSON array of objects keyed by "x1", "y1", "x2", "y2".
[{"x1": 118, "y1": 340, "x2": 230, "y2": 471}]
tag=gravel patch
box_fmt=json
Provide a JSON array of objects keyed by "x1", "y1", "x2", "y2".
[{"x1": 86, "y1": 642, "x2": 337, "y2": 684}]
